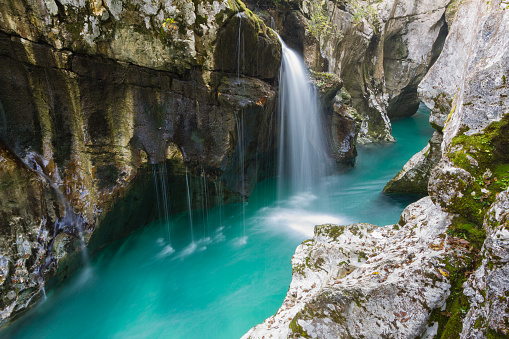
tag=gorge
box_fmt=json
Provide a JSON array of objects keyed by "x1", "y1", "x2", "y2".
[{"x1": 1, "y1": 0, "x2": 508, "y2": 338}]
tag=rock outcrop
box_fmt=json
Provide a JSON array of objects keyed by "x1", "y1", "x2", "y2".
[
  {"x1": 259, "y1": 0, "x2": 450, "y2": 143},
  {"x1": 0, "y1": 0, "x2": 363, "y2": 326},
  {"x1": 244, "y1": 0, "x2": 509, "y2": 337},
  {"x1": 384, "y1": 130, "x2": 443, "y2": 195},
  {"x1": 244, "y1": 197, "x2": 470, "y2": 338}
]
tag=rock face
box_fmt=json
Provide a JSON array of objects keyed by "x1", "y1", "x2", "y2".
[
  {"x1": 462, "y1": 189, "x2": 509, "y2": 338},
  {"x1": 0, "y1": 0, "x2": 285, "y2": 326},
  {"x1": 0, "y1": 0, "x2": 280, "y2": 78},
  {"x1": 311, "y1": 73, "x2": 361, "y2": 167},
  {"x1": 244, "y1": 0, "x2": 509, "y2": 337},
  {"x1": 267, "y1": 0, "x2": 450, "y2": 143}
]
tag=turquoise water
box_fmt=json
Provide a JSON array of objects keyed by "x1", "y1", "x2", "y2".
[{"x1": 3, "y1": 106, "x2": 434, "y2": 339}]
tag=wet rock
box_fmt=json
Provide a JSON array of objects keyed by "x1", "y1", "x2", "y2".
[
  {"x1": 289, "y1": 0, "x2": 450, "y2": 142},
  {"x1": 0, "y1": 0, "x2": 282, "y2": 325},
  {"x1": 382, "y1": 0, "x2": 449, "y2": 120},
  {"x1": 0, "y1": 0, "x2": 281, "y2": 76},
  {"x1": 329, "y1": 89, "x2": 362, "y2": 166}
]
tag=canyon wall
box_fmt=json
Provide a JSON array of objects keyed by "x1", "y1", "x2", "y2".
[
  {"x1": 254, "y1": 0, "x2": 449, "y2": 143},
  {"x1": 0, "y1": 0, "x2": 285, "y2": 324}
]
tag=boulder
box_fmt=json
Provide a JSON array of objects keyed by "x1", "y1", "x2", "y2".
[{"x1": 384, "y1": 131, "x2": 443, "y2": 195}]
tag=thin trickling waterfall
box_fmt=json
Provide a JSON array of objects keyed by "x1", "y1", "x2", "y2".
[
  {"x1": 25, "y1": 155, "x2": 91, "y2": 271},
  {"x1": 277, "y1": 38, "x2": 332, "y2": 193},
  {"x1": 152, "y1": 163, "x2": 172, "y2": 249},
  {"x1": 185, "y1": 167, "x2": 195, "y2": 243},
  {"x1": 214, "y1": 182, "x2": 224, "y2": 228},
  {"x1": 234, "y1": 110, "x2": 247, "y2": 238},
  {"x1": 201, "y1": 168, "x2": 211, "y2": 237},
  {"x1": 236, "y1": 13, "x2": 245, "y2": 81}
]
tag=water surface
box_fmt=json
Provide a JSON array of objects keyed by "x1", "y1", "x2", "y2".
[{"x1": 3, "y1": 106, "x2": 434, "y2": 339}]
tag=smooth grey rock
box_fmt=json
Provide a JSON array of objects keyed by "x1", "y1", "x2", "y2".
[{"x1": 293, "y1": 0, "x2": 450, "y2": 142}]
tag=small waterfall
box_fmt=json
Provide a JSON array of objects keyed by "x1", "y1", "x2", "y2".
[
  {"x1": 26, "y1": 155, "x2": 91, "y2": 270},
  {"x1": 214, "y1": 182, "x2": 224, "y2": 227},
  {"x1": 201, "y1": 168, "x2": 210, "y2": 237},
  {"x1": 277, "y1": 38, "x2": 332, "y2": 193},
  {"x1": 152, "y1": 163, "x2": 173, "y2": 249},
  {"x1": 236, "y1": 13, "x2": 245, "y2": 81},
  {"x1": 234, "y1": 110, "x2": 247, "y2": 238},
  {"x1": 185, "y1": 167, "x2": 195, "y2": 243}
]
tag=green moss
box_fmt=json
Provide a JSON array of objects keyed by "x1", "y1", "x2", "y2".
[
  {"x1": 448, "y1": 116, "x2": 509, "y2": 224},
  {"x1": 293, "y1": 263, "x2": 306, "y2": 276},
  {"x1": 357, "y1": 251, "x2": 367, "y2": 262},
  {"x1": 195, "y1": 14, "x2": 208, "y2": 26},
  {"x1": 227, "y1": 0, "x2": 247, "y2": 13},
  {"x1": 428, "y1": 245, "x2": 481, "y2": 338},
  {"x1": 317, "y1": 225, "x2": 345, "y2": 241},
  {"x1": 289, "y1": 313, "x2": 310, "y2": 337},
  {"x1": 487, "y1": 328, "x2": 509, "y2": 339},
  {"x1": 447, "y1": 216, "x2": 486, "y2": 249},
  {"x1": 474, "y1": 316, "x2": 484, "y2": 329}
]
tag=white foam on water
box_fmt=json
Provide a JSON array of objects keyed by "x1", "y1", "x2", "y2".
[
  {"x1": 157, "y1": 245, "x2": 175, "y2": 258},
  {"x1": 232, "y1": 236, "x2": 248, "y2": 247}
]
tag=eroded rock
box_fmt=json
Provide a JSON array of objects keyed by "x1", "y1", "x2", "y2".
[{"x1": 243, "y1": 197, "x2": 469, "y2": 338}]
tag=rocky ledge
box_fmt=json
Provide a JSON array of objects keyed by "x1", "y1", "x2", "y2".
[{"x1": 244, "y1": 197, "x2": 473, "y2": 338}]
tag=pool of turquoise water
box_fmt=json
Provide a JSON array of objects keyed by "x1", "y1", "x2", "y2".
[{"x1": 3, "y1": 106, "x2": 434, "y2": 338}]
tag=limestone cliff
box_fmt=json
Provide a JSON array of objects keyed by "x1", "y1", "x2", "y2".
[
  {"x1": 253, "y1": 0, "x2": 449, "y2": 143},
  {"x1": 244, "y1": 0, "x2": 509, "y2": 337}
]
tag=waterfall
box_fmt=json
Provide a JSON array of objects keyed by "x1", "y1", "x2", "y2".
[
  {"x1": 152, "y1": 163, "x2": 173, "y2": 249},
  {"x1": 234, "y1": 110, "x2": 247, "y2": 238},
  {"x1": 185, "y1": 167, "x2": 195, "y2": 243},
  {"x1": 214, "y1": 182, "x2": 224, "y2": 228},
  {"x1": 201, "y1": 168, "x2": 210, "y2": 237},
  {"x1": 25, "y1": 154, "x2": 91, "y2": 273},
  {"x1": 277, "y1": 39, "x2": 331, "y2": 193}
]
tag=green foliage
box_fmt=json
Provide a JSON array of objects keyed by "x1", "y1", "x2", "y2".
[
  {"x1": 307, "y1": 2, "x2": 340, "y2": 41},
  {"x1": 351, "y1": 2, "x2": 376, "y2": 23},
  {"x1": 447, "y1": 216, "x2": 486, "y2": 249}
]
